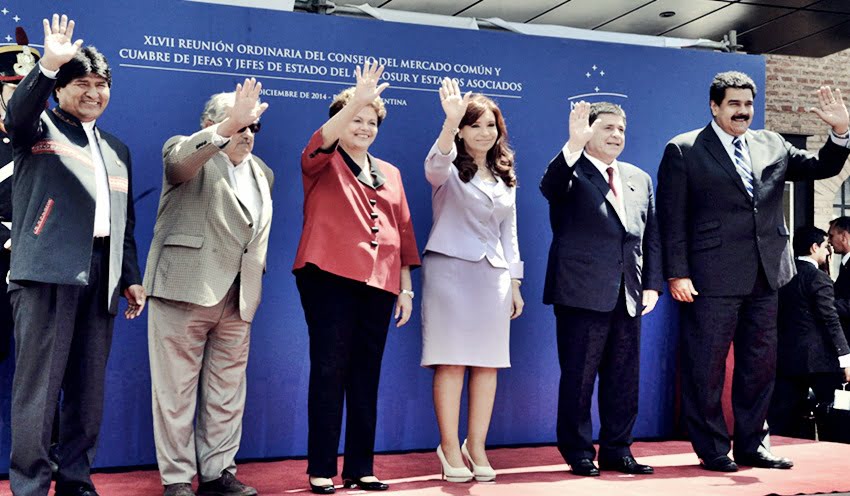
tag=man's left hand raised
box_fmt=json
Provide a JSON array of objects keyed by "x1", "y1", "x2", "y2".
[{"x1": 810, "y1": 86, "x2": 849, "y2": 135}]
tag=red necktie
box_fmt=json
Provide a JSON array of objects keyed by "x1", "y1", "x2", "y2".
[{"x1": 606, "y1": 166, "x2": 621, "y2": 201}]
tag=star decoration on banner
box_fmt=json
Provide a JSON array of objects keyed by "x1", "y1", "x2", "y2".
[
  {"x1": 3, "y1": 35, "x2": 10, "y2": 42},
  {"x1": 567, "y1": 64, "x2": 628, "y2": 103},
  {"x1": 13, "y1": 15, "x2": 19, "y2": 22},
  {"x1": 1, "y1": 8, "x2": 7, "y2": 15}
]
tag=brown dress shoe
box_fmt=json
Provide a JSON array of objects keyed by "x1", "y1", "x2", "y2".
[
  {"x1": 164, "y1": 483, "x2": 196, "y2": 496},
  {"x1": 197, "y1": 470, "x2": 258, "y2": 496}
]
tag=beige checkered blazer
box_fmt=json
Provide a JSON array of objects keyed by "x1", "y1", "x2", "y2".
[{"x1": 143, "y1": 124, "x2": 274, "y2": 322}]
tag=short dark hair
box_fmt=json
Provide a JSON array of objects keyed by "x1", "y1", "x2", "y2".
[
  {"x1": 588, "y1": 101, "x2": 626, "y2": 127},
  {"x1": 709, "y1": 71, "x2": 756, "y2": 106},
  {"x1": 53, "y1": 46, "x2": 111, "y2": 102},
  {"x1": 793, "y1": 226, "x2": 827, "y2": 257},
  {"x1": 830, "y1": 216, "x2": 850, "y2": 234}
]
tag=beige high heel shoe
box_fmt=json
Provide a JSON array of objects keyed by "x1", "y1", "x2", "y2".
[
  {"x1": 437, "y1": 445, "x2": 474, "y2": 483},
  {"x1": 462, "y1": 439, "x2": 496, "y2": 482}
]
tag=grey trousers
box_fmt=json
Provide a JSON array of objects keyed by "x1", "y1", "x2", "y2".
[
  {"x1": 148, "y1": 281, "x2": 251, "y2": 485},
  {"x1": 9, "y1": 243, "x2": 113, "y2": 496}
]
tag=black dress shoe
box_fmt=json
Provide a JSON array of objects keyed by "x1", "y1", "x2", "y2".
[
  {"x1": 164, "y1": 483, "x2": 196, "y2": 496},
  {"x1": 342, "y1": 477, "x2": 389, "y2": 491},
  {"x1": 197, "y1": 470, "x2": 257, "y2": 496},
  {"x1": 599, "y1": 455, "x2": 654, "y2": 474},
  {"x1": 309, "y1": 478, "x2": 335, "y2": 494},
  {"x1": 734, "y1": 451, "x2": 793, "y2": 469},
  {"x1": 55, "y1": 486, "x2": 100, "y2": 496},
  {"x1": 570, "y1": 458, "x2": 600, "y2": 476},
  {"x1": 700, "y1": 455, "x2": 739, "y2": 472}
]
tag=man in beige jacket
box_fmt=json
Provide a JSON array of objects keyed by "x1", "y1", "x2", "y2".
[{"x1": 143, "y1": 78, "x2": 273, "y2": 496}]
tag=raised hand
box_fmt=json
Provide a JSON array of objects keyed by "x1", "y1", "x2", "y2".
[
  {"x1": 810, "y1": 86, "x2": 850, "y2": 135},
  {"x1": 566, "y1": 100, "x2": 598, "y2": 153},
  {"x1": 439, "y1": 77, "x2": 471, "y2": 127},
  {"x1": 353, "y1": 60, "x2": 389, "y2": 107},
  {"x1": 41, "y1": 14, "x2": 83, "y2": 72},
  {"x1": 218, "y1": 77, "x2": 269, "y2": 137}
]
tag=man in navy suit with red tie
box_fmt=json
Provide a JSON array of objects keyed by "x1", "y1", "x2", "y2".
[
  {"x1": 657, "y1": 71, "x2": 850, "y2": 472},
  {"x1": 541, "y1": 101, "x2": 662, "y2": 477}
]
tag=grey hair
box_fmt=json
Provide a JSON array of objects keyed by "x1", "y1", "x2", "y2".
[{"x1": 200, "y1": 91, "x2": 262, "y2": 128}]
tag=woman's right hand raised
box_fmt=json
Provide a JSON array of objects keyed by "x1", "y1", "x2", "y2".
[
  {"x1": 353, "y1": 60, "x2": 390, "y2": 107},
  {"x1": 439, "y1": 77, "x2": 471, "y2": 128}
]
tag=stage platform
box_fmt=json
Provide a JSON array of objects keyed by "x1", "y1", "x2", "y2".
[{"x1": 2, "y1": 437, "x2": 848, "y2": 495}]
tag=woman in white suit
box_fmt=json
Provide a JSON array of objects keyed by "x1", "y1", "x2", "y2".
[{"x1": 421, "y1": 78, "x2": 524, "y2": 483}]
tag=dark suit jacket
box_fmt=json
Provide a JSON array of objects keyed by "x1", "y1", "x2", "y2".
[
  {"x1": 657, "y1": 124, "x2": 850, "y2": 296},
  {"x1": 778, "y1": 260, "x2": 850, "y2": 375},
  {"x1": 4, "y1": 68, "x2": 141, "y2": 315},
  {"x1": 540, "y1": 151, "x2": 663, "y2": 317},
  {"x1": 832, "y1": 261, "x2": 850, "y2": 341}
]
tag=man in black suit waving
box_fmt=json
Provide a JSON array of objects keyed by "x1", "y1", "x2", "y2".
[
  {"x1": 657, "y1": 71, "x2": 850, "y2": 472},
  {"x1": 541, "y1": 101, "x2": 662, "y2": 476},
  {"x1": 769, "y1": 226, "x2": 850, "y2": 436}
]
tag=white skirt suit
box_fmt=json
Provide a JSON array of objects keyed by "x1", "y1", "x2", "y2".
[{"x1": 420, "y1": 141, "x2": 523, "y2": 368}]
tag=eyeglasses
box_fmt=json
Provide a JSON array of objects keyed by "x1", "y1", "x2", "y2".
[{"x1": 238, "y1": 122, "x2": 261, "y2": 134}]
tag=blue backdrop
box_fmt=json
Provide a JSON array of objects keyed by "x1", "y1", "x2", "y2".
[{"x1": 0, "y1": 0, "x2": 765, "y2": 473}]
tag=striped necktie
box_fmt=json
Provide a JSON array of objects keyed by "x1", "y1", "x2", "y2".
[{"x1": 732, "y1": 137, "x2": 754, "y2": 197}]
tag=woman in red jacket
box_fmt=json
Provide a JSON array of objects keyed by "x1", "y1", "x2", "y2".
[{"x1": 293, "y1": 61, "x2": 420, "y2": 494}]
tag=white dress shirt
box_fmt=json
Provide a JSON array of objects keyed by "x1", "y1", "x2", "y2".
[
  {"x1": 561, "y1": 143, "x2": 624, "y2": 215},
  {"x1": 223, "y1": 154, "x2": 262, "y2": 236}
]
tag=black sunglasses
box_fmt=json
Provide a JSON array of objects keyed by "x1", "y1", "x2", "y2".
[{"x1": 238, "y1": 122, "x2": 261, "y2": 134}]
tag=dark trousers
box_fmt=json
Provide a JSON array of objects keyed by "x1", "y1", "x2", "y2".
[
  {"x1": 554, "y1": 289, "x2": 641, "y2": 464},
  {"x1": 295, "y1": 265, "x2": 395, "y2": 479},
  {"x1": 768, "y1": 372, "x2": 842, "y2": 438},
  {"x1": 9, "y1": 240, "x2": 114, "y2": 496},
  {"x1": 680, "y1": 267, "x2": 777, "y2": 461},
  {"x1": 0, "y1": 248, "x2": 12, "y2": 362}
]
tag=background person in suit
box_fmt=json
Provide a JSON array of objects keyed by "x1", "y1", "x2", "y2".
[
  {"x1": 0, "y1": 27, "x2": 40, "y2": 363},
  {"x1": 656, "y1": 71, "x2": 850, "y2": 472},
  {"x1": 293, "y1": 61, "x2": 420, "y2": 494},
  {"x1": 827, "y1": 216, "x2": 850, "y2": 342},
  {"x1": 768, "y1": 226, "x2": 850, "y2": 437},
  {"x1": 540, "y1": 101, "x2": 662, "y2": 477},
  {"x1": 143, "y1": 79, "x2": 271, "y2": 496},
  {"x1": 6, "y1": 14, "x2": 145, "y2": 496},
  {"x1": 420, "y1": 79, "x2": 524, "y2": 483}
]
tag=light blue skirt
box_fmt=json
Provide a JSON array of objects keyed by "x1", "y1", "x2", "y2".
[{"x1": 420, "y1": 252, "x2": 512, "y2": 368}]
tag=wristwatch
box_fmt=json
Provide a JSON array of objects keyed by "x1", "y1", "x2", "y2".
[{"x1": 400, "y1": 289, "x2": 415, "y2": 299}]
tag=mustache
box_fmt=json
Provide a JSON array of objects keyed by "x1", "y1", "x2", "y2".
[{"x1": 732, "y1": 114, "x2": 750, "y2": 121}]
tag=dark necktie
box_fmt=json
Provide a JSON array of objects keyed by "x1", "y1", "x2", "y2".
[{"x1": 732, "y1": 137, "x2": 754, "y2": 197}]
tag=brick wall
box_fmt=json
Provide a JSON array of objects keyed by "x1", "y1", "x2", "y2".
[{"x1": 764, "y1": 48, "x2": 850, "y2": 230}]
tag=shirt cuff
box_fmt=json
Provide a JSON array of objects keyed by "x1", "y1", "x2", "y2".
[
  {"x1": 561, "y1": 142, "x2": 583, "y2": 166},
  {"x1": 829, "y1": 128, "x2": 850, "y2": 148},
  {"x1": 839, "y1": 354, "x2": 850, "y2": 369},
  {"x1": 39, "y1": 63, "x2": 59, "y2": 79}
]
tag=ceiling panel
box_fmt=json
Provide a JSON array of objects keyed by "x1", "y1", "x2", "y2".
[
  {"x1": 737, "y1": 9, "x2": 850, "y2": 52},
  {"x1": 456, "y1": 0, "x2": 566, "y2": 23},
  {"x1": 771, "y1": 18, "x2": 850, "y2": 55},
  {"x1": 663, "y1": 3, "x2": 793, "y2": 39},
  {"x1": 596, "y1": 0, "x2": 727, "y2": 35},
  {"x1": 718, "y1": 0, "x2": 822, "y2": 7},
  {"x1": 806, "y1": 0, "x2": 850, "y2": 13},
  {"x1": 528, "y1": 0, "x2": 652, "y2": 29},
  {"x1": 374, "y1": 0, "x2": 479, "y2": 15}
]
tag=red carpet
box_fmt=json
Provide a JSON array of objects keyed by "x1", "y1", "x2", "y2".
[{"x1": 2, "y1": 437, "x2": 848, "y2": 496}]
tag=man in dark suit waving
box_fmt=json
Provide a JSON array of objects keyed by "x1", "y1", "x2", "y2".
[
  {"x1": 657, "y1": 71, "x2": 850, "y2": 472},
  {"x1": 768, "y1": 226, "x2": 850, "y2": 436},
  {"x1": 541, "y1": 101, "x2": 662, "y2": 476},
  {"x1": 5, "y1": 14, "x2": 146, "y2": 496}
]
